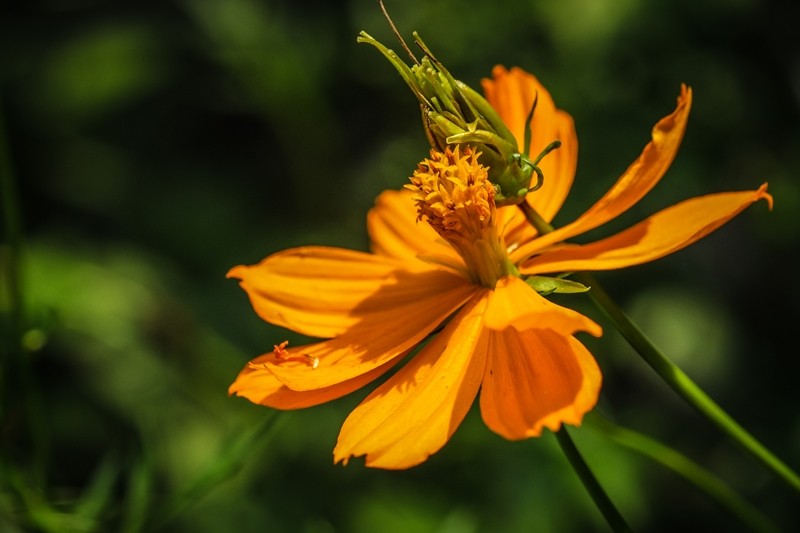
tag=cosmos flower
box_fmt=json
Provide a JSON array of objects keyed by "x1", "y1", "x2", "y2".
[{"x1": 228, "y1": 67, "x2": 770, "y2": 469}]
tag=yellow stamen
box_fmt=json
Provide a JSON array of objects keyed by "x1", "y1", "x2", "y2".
[
  {"x1": 249, "y1": 340, "x2": 319, "y2": 370},
  {"x1": 407, "y1": 146, "x2": 516, "y2": 287},
  {"x1": 273, "y1": 340, "x2": 290, "y2": 359}
]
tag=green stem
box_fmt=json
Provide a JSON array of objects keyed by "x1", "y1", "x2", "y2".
[
  {"x1": 0, "y1": 96, "x2": 49, "y2": 489},
  {"x1": 586, "y1": 412, "x2": 778, "y2": 532},
  {"x1": 575, "y1": 271, "x2": 800, "y2": 495},
  {"x1": 519, "y1": 203, "x2": 630, "y2": 529},
  {"x1": 518, "y1": 202, "x2": 800, "y2": 494},
  {"x1": 555, "y1": 427, "x2": 632, "y2": 532},
  {"x1": 147, "y1": 412, "x2": 285, "y2": 531},
  {"x1": 0, "y1": 94, "x2": 23, "y2": 416}
]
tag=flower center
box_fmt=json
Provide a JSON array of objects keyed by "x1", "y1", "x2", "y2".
[{"x1": 407, "y1": 146, "x2": 516, "y2": 287}]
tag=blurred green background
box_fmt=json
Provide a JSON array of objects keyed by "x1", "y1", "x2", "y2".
[{"x1": 1, "y1": 0, "x2": 798, "y2": 531}]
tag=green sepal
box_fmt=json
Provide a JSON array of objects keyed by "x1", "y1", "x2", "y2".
[
  {"x1": 358, "y1": 29, "x2": 559, "y2": 206},
  {"x1": 525, "y1": 275, "x2": 590, "y2": 296}
]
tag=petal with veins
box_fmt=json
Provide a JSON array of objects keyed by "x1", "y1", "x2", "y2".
[
  {"x1": 522, "y1": 185, "x2": 772, "y2": 274},
  {"x1": 333, "y1": 293, "x2": 489, "y2": 469},
  {"x1": 480, "y1": 329, "x2": 601, "y2": 440}
]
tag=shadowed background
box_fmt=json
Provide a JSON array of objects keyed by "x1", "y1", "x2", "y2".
[{"x1": 1, "y1": 0, "x2": 798, "y2": 531}]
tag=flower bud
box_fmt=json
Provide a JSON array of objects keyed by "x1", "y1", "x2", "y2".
[{"x1": 358, "y1": 31, "x2": 553, "y2": 206}]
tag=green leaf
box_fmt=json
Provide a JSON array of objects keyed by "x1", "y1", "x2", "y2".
[{"x1": 525, "y1": 275, "x2": 590, "y2": 295}]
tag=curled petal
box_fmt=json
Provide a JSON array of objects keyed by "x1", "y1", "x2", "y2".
[
  {"x1": 522, "y1": 184, "x2": 772, "y2": 274},
  {"x1": 480, "y1": 329, "x2": 602, "y2": 440},
  {"x1": 333, "y1": 293, "x2": 489, "y2": 469},
  {"x1": 511, "y1": 85, "x2": 693, "y2": 263},
  {"x1": 482, "y1": 66, "x2": 578, "y2": 223},
  {"x1": 368, "y1": 189, "x2": 457, "y2": 263},
  {"x1": 228, "y1": 247, "x2": 431, "y2": 339},
  {"x1": 483, "y1": 276, "x2": 601, "y2": 337},
  {"x1": 229, "y1": 351, "x2": 404, "y2": 410},
  {"x1": 264, "y1": 270, "x2": 477, "y2": 391}
]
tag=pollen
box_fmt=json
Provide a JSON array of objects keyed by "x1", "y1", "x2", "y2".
[
  {"x1": 407, "y1": 146, "x2": 517, "y2": 287},
  {"x1": 407, "y1": 146, "x2": 494, "y2": 241}
]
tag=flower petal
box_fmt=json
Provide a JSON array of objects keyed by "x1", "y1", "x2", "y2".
[
  {"x1": 368, "y1": 188, "x2": 456, "y2": 262},
  {"x1": 498, "y1": 204, "x2": 539, "y2": 252},
  {"x1": 228, "y1": 246, "x2": 428, "y2": 339},
  {"x1": 229, "y1": 351, "x2": 403, "y2": 410},
  {"x1": 521, "y1": 184, "x2": 772, "y2": 274},
  {"x1": 483, "y1": 276, "x2": 601, "y2": 337},
  {"x1": 264, "y1": 269, "x2": 478, "y2": 391},
  {"x1": 510, "y1": 85, "x2": 693, "y2": 264},
  {"x1": 333, "y1": 293, "x2": 489, "y2": 469},
  {"x1": 482, "y1": 66, "x2": 578, "y2": 222},
  {"x1": 480, "y1": 329, "x2": 601, "y2": 440}
]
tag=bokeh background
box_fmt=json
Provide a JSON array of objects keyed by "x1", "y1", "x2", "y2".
[{"x1": 2, "y1": 0, "x2": 799, "y2": 531}]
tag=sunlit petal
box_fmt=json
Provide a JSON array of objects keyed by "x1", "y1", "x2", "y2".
[
  {"x1": 264, "y1": 270, "x2": 478, "y2": 391},
  {"x1": 368, "y1": 188, "x2": 457, "y2": 263},
  {"x1": 229, "y1": 351, "x2": 404, "y2": 409},
  {"x1": 511, "y1": 85, "x2": 692, "y2": 263},
  {"x1": 498, "y1": 204, "x2": 540, "y2": 252},
  {"x1": 333, "y1": 293, "x2": 489, "y2": 469},
  {"x1": 522, "y1": 184, "x2": 772, "y2": 274},
  {"x1": 483, "y1": 276, "x2": 601, "y2": 337},
  {"x1": 228, "y1": 246, "x2": 436, "y2": 339},
  {"x1": 482, "y1": 66, "x2": 578, "y2": 222},
  {"x1": 480, "y1": 329, "x2": 601, "y2": 439}
]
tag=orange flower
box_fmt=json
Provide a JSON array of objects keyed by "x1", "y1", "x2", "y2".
[{"x1": 228, "y1": 67, "x2": 771, "y2": 469}]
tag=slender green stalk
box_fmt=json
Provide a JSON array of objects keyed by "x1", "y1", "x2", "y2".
[
  {"x1": 518, "y1": 203, "x2": 629, "y2": 529},
  {"x1": 147, "y1": 412, "x2": 285, "y2": 531},
  {"x1": 575, "y1": 271, "x2": 800, "y2": 495},
  {"x1": 517, "y1": 202, "x2": 800, "y2": 495},
  {"x1": 555, "y1": 427, "x2": 632, "y2": 532},
  {"x1": 0, "y1": 97, "x2": 49, "y2": 490},
  {"x1": 0, "y1": 97, "x2": 23, "y2": 415},
  {"x1": 586, "y1": 412, "x2": 778, "y2": 532}
]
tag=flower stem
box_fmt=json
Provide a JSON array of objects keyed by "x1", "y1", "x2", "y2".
[
  {"x1": 517, "y1": 201, "x2": 800, "y2": 495},
  {"x1": 574, "y1": 271, "x2": 800, "y2": 495},
  {"x1": 0, "y1": 98, "x2": 23, "y2": 400},
  {"x1": 0, "y1": 98, "x2": 50, "y2": 488},
  {"x1": 555, "y1": 427, "x2": 632, "y2": 532},
  {"x1": 147, "y1": 411, "x2": 285, "y2": 530},
  {"x1": 586, "y1": 412, "x2": 779, "y2": 532},
  {"x1": 519, "y1": 202, "x2": 630, "y2": 528}
]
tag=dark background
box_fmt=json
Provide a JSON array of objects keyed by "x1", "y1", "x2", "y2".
[{"x1": 1, "y1": 0, "x2": 798, "y2": 531}]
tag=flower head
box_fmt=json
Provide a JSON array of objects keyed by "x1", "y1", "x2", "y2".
[
  {"x1": 227, "y1": 65, "x2": 771, "y2": 470},
  {"x1": 229, "y1": 148, "x2": 602, "y2": 470},
  {"x1": 406, "y1": 146, "x2": 515, "y2": 287}
]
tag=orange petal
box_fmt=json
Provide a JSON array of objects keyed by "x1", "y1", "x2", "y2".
[
  {"x1": 483, "y1": 276, "x2": 601, "y2": 337},
  {"x1": 510, "y1": 85, "x2": 693, "y2": 264},
  {"x1": 228, "y1": 350, "x2": 403, "y2": 410},
  {"x1": 480, "y1": 329, "x2": 601, "y2": 440},
  {"x1": 333, "y1": 293, "x2": 489, "y2": 469},
  {"x1": 368, "y1": 188, "x2": 457, "y2": 263},
  {"x1": 228, "y1": 246, "x2": 428, "y2": 339},
  {"x1": 522, "y1": 184, "x2": 772, "y2": 274},
  {"x1": 482, "y1": 66, "x2": 578, "y2": 222},
  {"x1": 498, "y1": 204, "x2": 540, "y2": 252},
  {"x1": 264, "y1": 269, "x2": 478, "y2": 391}
]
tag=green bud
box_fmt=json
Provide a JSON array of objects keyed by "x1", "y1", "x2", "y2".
[{"x1": 358, "y1": 30, "x2": 557, "y2": 206}]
